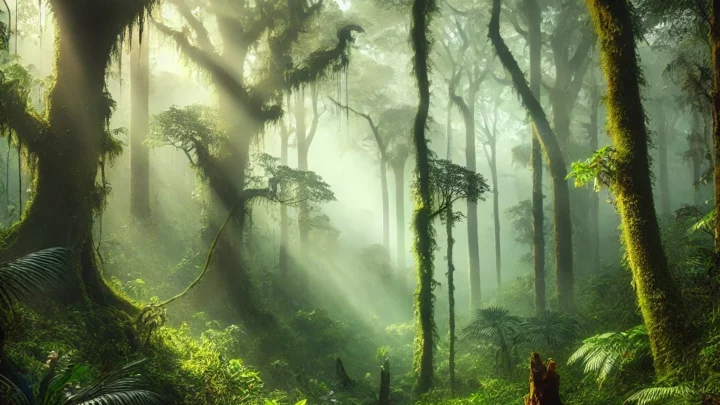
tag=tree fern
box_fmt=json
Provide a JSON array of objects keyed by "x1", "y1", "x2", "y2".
[
  {"x1": 0, "y1": 248, "x2": 68, "y2": 309},
  {"x1": 517, "y1": 310, "x2": 581, "y2": 348}
]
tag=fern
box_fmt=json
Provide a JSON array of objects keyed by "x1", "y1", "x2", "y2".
[
  {"x1": 0, "y1": 248, "x2": 68, "y2": 309},
  {"x1": 568, "y1": 325, "x2": 650, "y2": 384},
  {"x1": 624, "y1": 385, "x2": 695, "y2": 404}
]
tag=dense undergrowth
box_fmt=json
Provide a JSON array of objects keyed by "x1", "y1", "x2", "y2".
[{"x1": 2, "y1": 203, "x2": 719, "y2": 404}]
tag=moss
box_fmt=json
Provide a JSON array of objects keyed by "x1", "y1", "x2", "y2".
[{"x1": 586, "y1": 0, "x2": 695, "y2": 379}]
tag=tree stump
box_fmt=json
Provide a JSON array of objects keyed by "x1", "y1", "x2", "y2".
[{"x1": 524, "y1": 352, "x2": 563, "y2": 405}]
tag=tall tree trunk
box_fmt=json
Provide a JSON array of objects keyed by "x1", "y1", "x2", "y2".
[
  {"x1": 0, "y1": 1, "x2": 149, "y2": 314},
  {"x1": 446, "y1": 206, "x2": 456, "y2": 395},
  {"x1": 655, "y1": 102, "x2": 671, "y2": 217},
  {"x1": 490, "y1": 144, "x2": 501, "y2": 289},
  {"x1": 279, "y1": 107, "x2": 290, "y2": 275},
  {"x1": 490, "y1": 0, "x2": 574, "y2": 309},
  {"x1": 588, "y1": 80, "x2": 601, "y2": 273},
  {"x1": 410, "y1": 0, "x2": 437, "y2": 392},
  {"x1": 295, "y1": 90, "x2": 310, "y2": 249},
  {"x1": 464, "y1": 96, "x2": 482, "y2": 309},
  {"x1": 525, "y1": 0, "x2": 546, "y2": 313},
  {"x1": 712, "y1": 0, "x2": 720, "y2": 275},
  {"x1": 381, "y1": 159, "x2": 390, "y2": 250},
  {"x1": 130, "y1": 25, "x2": 150, "y2": 220},
  {"x1": 587, "y1": 0, "x2": 695, "y2": 377},
  {"x1": 393, "y1": 162, "x2": 406, "y2": 271}
]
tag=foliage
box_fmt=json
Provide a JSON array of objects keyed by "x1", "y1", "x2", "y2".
[
  {"x1": 251, "y1": 153, "x2": 336, "y2": 205},
  {"x1": 517, "y1": 310, "x2": 581, "y2": 349},
  {"x1": 567, "y1": 325, "x2": 651, "y2": 385},
  {"x1": 147, "y1": 105, "x2": 225, "y2": 166},
  {"x1": 567, "y1": 146, "x2": 617, "y2": 192},
  {"x1": 0, "y1": 248, "x2": 68, "y2": 309},
  {"x1": 429, "y1": 158, "x2": 490, "y2": 221}
]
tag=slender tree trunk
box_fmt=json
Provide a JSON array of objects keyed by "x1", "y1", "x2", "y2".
[
  {"x1": 410, "y1": 0, "x2": 437, "y2": 392},
  {"x1": 393, "y1": 163, "x2": 406, "y2": 271},
  {"x1": 446, "y1": 207, "x2": 456, "y2": 395},
  {"x1": 588, "y1": 82, "x2": 601, "y2": 273},
  {"x1": 712, "y1": 0, "x2": 720, "y2": 275},
  {"x1": 491, "y1": 145, "x2": 501, "y2": 289},
  {"x1": 295, "y1": 90, "x2": 310, "y2": 249},
  {"x1": 525, "y1": 0, "x2": 546, "y2": 313},
  {"x1": 130, "y1": 25, "x2": 151, "y2": 220},
  {"x1": 587, "y1": 0, "x2": 695, "y2": 377},
  {"x1": 465, "y1": 97, "x2": 482, "y2": 309},
  {"x1": 490, "y1": 0, "x2": 573, "y2": 309},
  {"x1": 381, "y1": 159, "x2": 390, "y2": 250},
  {"x1": 279, "y1": 113, "x2": 290, "y2": 275},
  {"x1": 655, "y1": 102, "x2": 671, "y2": 217}
]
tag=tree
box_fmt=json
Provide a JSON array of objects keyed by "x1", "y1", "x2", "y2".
[
  {"x1": 713, "y1": 0, "x2": 720, "y2": 275},
  {"x1": 585, "y1": 0, "x2": 695, "y2": 377},
  {"x1": 130, "y1": 24, "x2": 150, "y2": 220},
  {"x1": 154, "y1": 0, "x2": 362, "y2": 326},
  {"x1": 0, "y1": 0, "x2": 157, "y2": 312},
  {"x1": 429, "y1": 158, "x2": 489, "y2": 393},
  {"x1": 488, "y1": 0, "x2": 575, "y2": 309},
  {"x1": 410, "y1": 0, "x2": 438, "y2": 392},
  {"x1": 443, "y1": 13, "x2": 495, "y2": 309}
]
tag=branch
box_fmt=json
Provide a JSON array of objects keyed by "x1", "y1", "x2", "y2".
[
  {"x1": 328, "y1": 96, "x2": 386, "y2": 157},
  {"x1": 168, "y1": 0, "x2": 215, "y2": 52},
  {"x1": 0, "y1": 80, "x2": 49, "y2": 152},
  {"x1": 507, "y1": 9, "x2": 529, "y2": 40},
  {"x1": 305, "y1": 84, "x2": 326, "y2": 147}
]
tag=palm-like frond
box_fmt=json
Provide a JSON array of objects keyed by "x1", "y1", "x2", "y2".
[
  {"x1": 59, "y1": 359, "x2": 164, "y2": 405},
  {"x1": 516, "y1": 310, "x2": 582, "y2": 348},
  {"x1": 0, "y1": 374, "x2": 31, "y2": 405},
  {"x1": 567, "y1": 325, "x2": 649, "y2": 384},
  {"x1": 689, "y1": 207, "x2": 716, "y2": 235},
  {"x1": 0, "y1": 248, "x2": 68, "y2": 308},
  {"x1": 461, "y1": 307, "x2": 521, "y2": 341},
  {"x1": 623, "y1": 385, "x2": 695, "y2": 405}
]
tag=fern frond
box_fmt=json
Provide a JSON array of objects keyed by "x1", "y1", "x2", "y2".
[
  {"x1": 624, "y1": 385, "x2": 695, "y2": 404},
  {"x1": 0, "y1": 247, "x2": 68, "y2": 308}
]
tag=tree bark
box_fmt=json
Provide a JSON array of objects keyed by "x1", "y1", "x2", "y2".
[
  {"x1": 489, "y1": 0, "x2": 574, "y2": 309},
  {"x1": 586, "y1": 0, "x2": 695, "y2": 377},
  {"x1": 524, "y1": 0, "x2": 546, "y2": 314},
  {"x1": 279, "y1": 102, "x2": 290, "y2": 275},
  {"x1": 0, "y1": 1, "x2": 151, "y2": 314},
  {"x1": 410, "y1": 0, "x2": 437, "y2": 392},
  {"x1": 588, "y1": 81, "x2": 601, "y2": 273},
  {"x1": 130, "y1": 24, "x2": 151, "y2": 220},
  {"x1": 295, "y1": 89, "x2": 310, "y2": 249},
  {"x1": 381, "y1": 159, "x2": 390, "y2": 250},
  {"x1": 491, "y1": 144, "x2": 501, "y2": 290}
]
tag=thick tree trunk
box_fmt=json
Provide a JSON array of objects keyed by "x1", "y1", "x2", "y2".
[
  {"x1": 130, "y1": 25, "x2": 150, "y2": 220},
  {"x1": 587, "y1": 0, "x2": 694, "y2": 377},
  {"x1": 393, "y1": 163, "x2": 406, "y2": 271},
  {"x1": 655, "y1": 102, "x2": 671, "y2": 217},
  {"x1": 490, "y1": 0, "x2": 574, "y2": 309},
  {"x1": 410, "y1": 0, "x2": 437, "y2": 392},
  {"x1": 525, "y1": 0, "x2": 546, "y2": 313},
  {"x1": 446, "y1": 206, "x2": 456, "y2": 395},
  {"x1": 0, "y1": 2, "x2": 145, "y2": 314},
  {"x1": 712, "y1": 0, "x2": 720, "y2": 275}
]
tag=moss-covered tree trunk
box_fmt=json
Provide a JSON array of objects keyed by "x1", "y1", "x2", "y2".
[
  {"x1": 489, "y1": 0, "x2": 574, "y2": 309},
  {"x1": 586, "y1": 0, "x2": 695, "y2": 377},
  {"x1": 130, "y1": 24, "x2": 151, "y2": 220},
  {"x1": 524, "y1": 0, "x2": 546, "y2": 313},
  {"x1": 712, "y1": 0, "x2": 720, "y2": 274},
  {"x1": 0, "y1": 1, "x2": 152, "y2": 313},
  {"x1": 410, "y1": 0, "x2": 437, "y2": 393},
  {"x1": 295, "y1": 89, "x2": 310, "y2": 249},
  {"x1": 445, "y1": 206, "x2": 456, "y2": 395}
]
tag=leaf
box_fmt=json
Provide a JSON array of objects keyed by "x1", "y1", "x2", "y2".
[{"x1": 0, "y1": 247, "x2": 68, "y2": 309}]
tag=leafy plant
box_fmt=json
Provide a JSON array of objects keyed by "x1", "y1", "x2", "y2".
[
  {"x1": 461, "y1": 307, "x2": 521, "y2": 374},
  {"x1": 0, "y1": 248, "x2": 68, "y2": 309},
  {"x1": 516, "y1": 310, "x2": 581, "y2": 348},
  {"x1": 568, "y1": 325, "x2": 650, "y2": 385}
]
